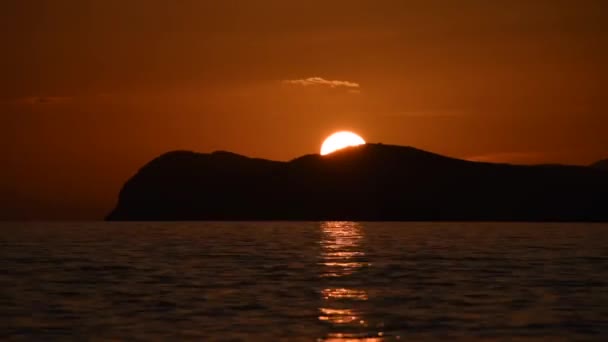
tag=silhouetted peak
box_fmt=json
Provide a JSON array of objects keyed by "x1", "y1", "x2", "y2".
[
  {"x1": 591, "y1": 158, "x2": 608, "y2": 170},
  {"x1": 289, "y1": 143, "x2": 437, "y2": 165},
  {"x1": 317, "y1": 143, "x2": 465, "y2": 167},
  {"x1": 139, "y1": 150, "x2": 201, "y2": 171},
  {"x1": 107, "y1": 143, "x2": 608, "y2": 221},
  {"x1": 288, "y1": 144, "x2": 468, "y2": 171},
  {"x1": 140, "y1": 150, "x2": 260, "y2": 174},
  {"x1": 211, "y1": 150, "x2": 251, "y2": 160},
  {"x1": 289, "y1": 153, "x2": 322, "y2": 165},
  {"x1": 153, "y1": 150, "x2": 200, "y2": 161}
]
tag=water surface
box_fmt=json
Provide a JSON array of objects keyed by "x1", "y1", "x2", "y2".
[{"x1": 1, "y1": 222, "x2": 607, "y2": 340}]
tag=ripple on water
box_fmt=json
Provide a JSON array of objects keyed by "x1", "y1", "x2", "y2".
[{"x1": 1, "y1": 221, "x2": 607, "y2": 340}]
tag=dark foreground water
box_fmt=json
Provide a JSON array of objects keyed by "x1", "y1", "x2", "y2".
[{"x1": 1, "y1": 222, "x2": 607, "y2": 341}]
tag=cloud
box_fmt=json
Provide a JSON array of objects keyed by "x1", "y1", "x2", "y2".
[{"x1": 282, "y1": 77, "x2": 360, "y2": 91}]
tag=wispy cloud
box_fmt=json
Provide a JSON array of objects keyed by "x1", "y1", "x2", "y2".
[{"x1": 283, "y1": 77, "x2": 360, "y2": 91}]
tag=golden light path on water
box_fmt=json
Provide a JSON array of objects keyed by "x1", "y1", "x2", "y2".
[{"x1": 318, "y1": 222, "x2": 386, "y2": 341}]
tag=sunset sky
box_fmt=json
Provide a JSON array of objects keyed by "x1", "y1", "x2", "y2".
[{"x1": 2, "y1": 0, "x2": 607, "y2": 219}]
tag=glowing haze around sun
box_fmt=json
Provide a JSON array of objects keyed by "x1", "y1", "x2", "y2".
[{"x1": 320, "y1": 131, "x2": 366, "y2": 155}]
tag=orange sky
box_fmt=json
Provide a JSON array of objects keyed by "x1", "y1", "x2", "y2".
[{"x1": 2, "y1": 0, "x2": 607, "y2": 219}]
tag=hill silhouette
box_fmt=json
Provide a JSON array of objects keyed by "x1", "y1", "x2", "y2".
[
  {"x1": 107, "y1": 144, "x2": 608, "y2": 221},
  {"x1": 591, "y1": 158, "x2": 608, "y2": 171}
]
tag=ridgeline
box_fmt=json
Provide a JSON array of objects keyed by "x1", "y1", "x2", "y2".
[{"x1": 107, "y1": 144, "x2": 608, "y2": 221}]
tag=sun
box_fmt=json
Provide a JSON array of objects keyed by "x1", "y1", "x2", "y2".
[{"x1": 321, "y1": 131, "x2": 366, "y2": 155}]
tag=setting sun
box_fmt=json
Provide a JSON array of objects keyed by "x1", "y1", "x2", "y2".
[{"x1": 320, "y1": 131, "x2": 366, "y2": 155}]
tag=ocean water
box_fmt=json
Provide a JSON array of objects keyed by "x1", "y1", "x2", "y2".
[{"x1": 1, "y1": 222, "x2": 607, "y2": 341}]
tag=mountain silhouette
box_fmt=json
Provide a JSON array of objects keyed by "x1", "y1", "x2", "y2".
[
  {"x1": 107, "y1": 144, "x2": 608, "y2": 221},
  {"x1": 591, "y1": 158, "x2": 608, "y2": 171}
]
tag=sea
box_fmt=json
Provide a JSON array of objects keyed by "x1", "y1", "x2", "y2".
[{"x1": 1, "y1": 222, "x2": 607, "y2": 341}]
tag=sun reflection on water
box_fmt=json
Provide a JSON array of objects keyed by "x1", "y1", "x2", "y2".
[
  {"x1": 323, "y1": 335, "x2": 383, "y2": 342},
  {"x1": 319, "y1": 222, "x2": 382, "y2": 341},
  {"x1": 318, "y1": 308, "x2": 359, "y2": 324},
  {"x1": 321, "y1": 288, "x2": 369, "y2": 301},
  {"x1": 320, "y1": 221, "x2": 370, "y2": 278}
]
